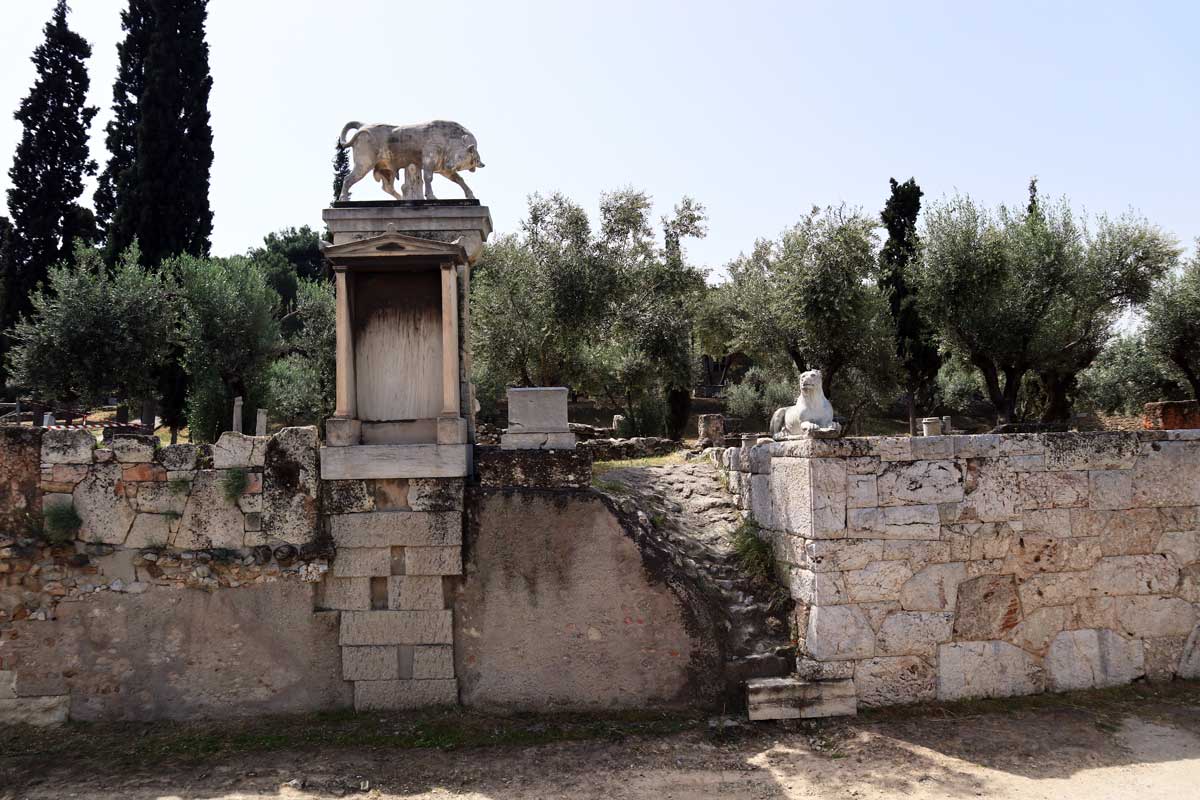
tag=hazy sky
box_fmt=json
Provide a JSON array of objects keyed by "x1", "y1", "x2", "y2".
[{"x1": 1, "y1": 0, "x2": 1197, "y2": 278}]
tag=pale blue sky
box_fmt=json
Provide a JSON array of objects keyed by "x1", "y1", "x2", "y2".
[{"x1": 1, "y1": 0, "x2": 1197, "y2": 277}]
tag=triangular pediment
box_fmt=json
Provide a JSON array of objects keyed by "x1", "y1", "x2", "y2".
[{"x1": 321, "y1": 227, "x2": 467, "y2": 263}]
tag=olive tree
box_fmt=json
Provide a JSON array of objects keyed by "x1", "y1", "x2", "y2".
[
  {"x1": 1145, "y1": 246, "x2": 1200, "y2": 399},
  {"x1": 917, "y1": 183, "x2": 1177, "y2": 423}
]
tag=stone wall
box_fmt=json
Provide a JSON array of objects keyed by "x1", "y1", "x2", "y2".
[
  {"x1": 716, "y1": 431, "x2": 1200, "y2": 707},
  {"x1": 1, "y1": 426, "x2": 335, "y2": 724},
  {"x1": 455, "y1": 488, "x2": 721, "y2": 711}
]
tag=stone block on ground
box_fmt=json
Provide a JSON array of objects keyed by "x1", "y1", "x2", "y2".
[
  {"x1": 1045, "y1": 629, "x2": 1144, "y2": 691},
  {"x1": 937, "y1": 641, "x2": 1044, "y2": 701},
  {"x1": 855, "y1": 656, "x2": 936, "y2": 707},
  {"x1": 746, "y1": 677, "x2": 856, "y2": 720}
]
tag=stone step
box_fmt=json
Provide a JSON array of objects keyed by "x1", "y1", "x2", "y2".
[{"x1": 746, "y1": 676, "x2": 857, "y2": 721}]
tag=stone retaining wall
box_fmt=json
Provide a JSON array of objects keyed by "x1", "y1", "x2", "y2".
[{"x1": 715, "y1": 431, "x2": 1200, "y2": 707}]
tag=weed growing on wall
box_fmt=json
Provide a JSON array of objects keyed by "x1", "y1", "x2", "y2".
[
  {"x1": 42, "y1": 503, "x2": 82, "y2": 544},
  {"x1": 220, "y1": 468, "x2": 248, "y2": 504}
]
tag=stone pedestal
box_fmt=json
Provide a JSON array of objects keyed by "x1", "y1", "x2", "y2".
[
  {"x1": 318, "y1": 201, "x2": 490, "y2": 711},
  {"x1": 500, "y1": 387, "x2": 576, "y2": 451}
]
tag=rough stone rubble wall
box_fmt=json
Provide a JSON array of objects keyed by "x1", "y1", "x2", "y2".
[
  {"x1": 1, "y1": 427, "x2": 333, "y2": 724},
  {"x1": 717, "y1": 431, "x2": 1200, "y2": 707}
]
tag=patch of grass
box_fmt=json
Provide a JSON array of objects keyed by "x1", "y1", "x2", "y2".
[
  {"x1": 732, "y1": 519, "x2": 773, "y2": 581},
  {"x1": 591, "y1": 478, "x2": 633, "y2": 495},
  {"x1": 220, "y1": 468, "x2": 248, "y2": 504},
  {"x1": 591, "y1": 451, "x2": 685, "y2": 479},
  {"x1": 42, "y1": 502, "x2": 82, "y2": 545},
  {"x1": 0, "y1": 708, "x2": 701, "y2": 771}
]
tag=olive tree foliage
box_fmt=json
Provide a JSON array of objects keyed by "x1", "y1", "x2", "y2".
[
  {"x1": 6, "y1": 245, "x2": 174, "y2": 408},
  {"x1": 267, "y1": 278, "x2": 336, "y2": 426},
  {"x1": 724, "y1": 206, "x2": 898, "y2": 423},
  {"x1": 1077, "y1": 334, "x2": 1188, "y2": 415},
  {"x1": 916, "y1": 183, "x2": 1178, "y2": 423},
  {"x1": 471, "y1": 189, "x2": 706, "y2": 435},
  {"x1": 172, "y1": 254, "x2": 280, "y2": 442},
  {"x1": 1145, "y1": 246, "x2": 1200, "y2": 399}
]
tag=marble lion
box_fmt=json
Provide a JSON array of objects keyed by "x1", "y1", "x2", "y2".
[
  {"x1": 337, "y1": 120, "x2": 484, "y2": 202},
  {"x1": 769, "y1": 370, "x2": 843, "y2": 439}
]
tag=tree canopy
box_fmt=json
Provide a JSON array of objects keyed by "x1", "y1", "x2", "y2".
[{"x1": 1145, "y1": 246, "x2": 1200, "y2": 399}]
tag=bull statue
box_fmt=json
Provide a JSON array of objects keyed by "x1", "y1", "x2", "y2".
[
  {"x1": 769, "y1": 370, "x2": 843, "y2": 439},
  {"x1": 336, "y1": 120, "x2": 484, "y2": 202}
]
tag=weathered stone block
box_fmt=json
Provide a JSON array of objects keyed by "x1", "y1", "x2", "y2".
[
  {"x1": 1179, "y1": 625, "x2": 1200, "y2": 679},
  {"x1": 212, "y1": 432, "x2": 265, "y2": 469},
  {"x1": 340, "y1": 610, "x2": 454, "y2": 645},
  {"x1": 132, "y1": 481, "x2": 186, "y2": 515},
  {"x1": 844, "y1": 561, "x2": 913, "y2": 603},
  {"x1": 945, "y1": 522, "x2": 1015, "y2": 561},
  {"x1": 331, "y1": 547, "x2": 391, "y2": 577},
  {"x1": 1006, "y1": 605, "x2": 1070, "y2": 655},
  {"x1": 404, "y1": 546, "x2": 462, "y2": 576},
  {"x1": 1133, "y1": 441, "x2": 1200, "y2": 507},
  {"x1": 156, "y1": 443, "x2": 197, "y2": 471},
  {"x1": 41, "y1": 428, "x2": 94, "y2": 465},
  {"x1": 73, "y1": 462, "x2": 135, "y2": 545},
  {"x1": 846, "y1": 474, "x2": 878, "y2": 508},
  {"x1": 1089, "y1": 470, "x2": 1133, "y2": 511},
  {"x1": 262, "y1": 426, "x2": 320, "y2": 544},
  {"x1": 1045, "y1": 629, "x2": 1144, "y2": 691},
  {"x1": 874, "y1": 437, "x2": 913, "y2": 462},
  {"x1": 409, "y1": 479, "x2": 465, "y2": 511},
  {"x1": 1114, "y1": 595, "x2": 1197, "y2": 638},
  {"x1": 474, "y1": 448, "x2": 591, "y2": 488},
  {"x1": 173, "y1": 470, "x2": 244, "y2": 549},
  {"x1": 855, "y1": 655, "x2": 936, "y2": 707},
  {"x1": 899, "y1": 562, "x2": 968, "y2": 611},
  {"x1": 746, "y1": 677, "x2": 856, "y2": 720},
  {"x1": 960, "y1": 458, "x2": 1021, "y2": 523},
  {"x1": 910, "y1": 436, "x2": 953, "y2": 460},
  {"x1": 331, "y1": 511, "x2": 462, "y2": 548},
  {"x1": 322, "y1": 480, "x2": 375, "y2": 514},
  {"x1": 500, "y1": 431, "x2": 576, "y2": 450},
  {"x1": 125, "y1": 513, "x2": 172, "y2": 548},
  {"x1": 1019, "y1": 470, "x2": 1089, "y2": 509},
  {"x1": 847, "y1": 505, "x2": 940, "y2": 540},
  {"x1": 1143, "y1": 400, "x2": 1200, "y2": 430},
  {"x1": 1142, "y1": 636, "x2": 1185, "y2": 683},
  {"x1": 937, "y1": 641, "x2": 1044, "y2": 700},
  {"x1": 876, "y1": 611, "x2": 953, "y2": 656},
  {"x1": 802, "y1": 539, "x2": 881, "y2": 573},
  {"x1": 342, "y1": 645, "x2": 398, "y2": 680},
  {"x1": 0, "y1": 695, "x2": 69, "y2": 727},
  {"x1": 321, "y1": 577, "x2": 371, "y2": 610},
  {"x1": 1011, "y1": 535, "x2": 1101, "y2": 575},
  {"x1": 952, "y1": 574, "x2": 1020, "y2": 639},
  {"x1": 1044, "y1": 432, "x2": 1139, "y2": 471},
  {"x1": 805, "y1": 604, "x2": 875, "y2": 661},
  {"x1": 412, "y1": 645, "x2": 455, "y2": 679},
  {"x1": 110, "y1": 434, "x2": 157, "y2": 463},
  {"x1": 389, "y1": 575, "x2": 444, "y2": 609},
  {"x1": 877, "y1": 460, "x2": 963, "y2": 507},
  {"x1": 506, "y1": 387, "x2": 569, "y2": 432},
  {"x1": 954, "y1": 435, "x2": 1000, "y2": 459},
  {"x1": 353, "y1": 679, "x2": 458, "y2": 710},
  {"x1": 1090, "y1": 554, "x2": 1179, "y2": 596}
]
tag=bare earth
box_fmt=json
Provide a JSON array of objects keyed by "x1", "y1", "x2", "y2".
[{"x1": 3, "y1": 686, "x2": 1200, "y2": 800}]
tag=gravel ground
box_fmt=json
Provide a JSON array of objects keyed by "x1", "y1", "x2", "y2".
[{"x1": 2, "y1": 683, "x2": 1198, "y2": 799}]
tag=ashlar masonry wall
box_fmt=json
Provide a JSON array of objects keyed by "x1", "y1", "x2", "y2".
[{"x1": 717, "y1": 430, "x2": 1200, "y2": 707}]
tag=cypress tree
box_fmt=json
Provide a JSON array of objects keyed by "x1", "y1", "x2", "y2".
[
  {"x1": 108, "y1": 0, "x2": 214, "y2": 267},
  {"x1": 4, "y1": 0, "x2": 97, "y2": 326},
  {"x1": 879, "y1": 178, "x2": 941, "y2": 435},
  {"x1": 94, "y1": 0, "x2": 151, "y2": 246},
  {"x1": 332, "y1": 141, "x2": 350, "y2": 204}
]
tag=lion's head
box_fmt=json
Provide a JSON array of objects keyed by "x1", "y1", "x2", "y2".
[{"x1": 796, "y1": 369, "x2": 824, "y2": 404}]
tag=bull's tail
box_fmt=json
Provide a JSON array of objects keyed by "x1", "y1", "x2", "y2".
[{"x1": 337, "y1": 121, "x2": 362, "y2": 149}]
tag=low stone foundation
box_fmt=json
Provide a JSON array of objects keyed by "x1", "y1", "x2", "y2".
[
  {"x1": 1144, "y1": 400, "x2": 1200, "y2": 431},
  {"x1": 715, "y1": 430, "x2": 1200, "y2": 708}
]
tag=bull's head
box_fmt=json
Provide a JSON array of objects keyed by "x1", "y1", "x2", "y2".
[{"x1": 458, "y1": 134, "x2": 484, "y2": 172}]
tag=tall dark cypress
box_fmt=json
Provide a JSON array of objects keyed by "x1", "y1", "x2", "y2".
[
  {"x1": 108, "y1": 0, "x2": 213, "y2": 266},
  {"x1": 879, "y1": 178, "x2": 941, "y2": 435},
  {"x1": 4, "y1": 0, "x2": 97, "y2": 325},
  {"x1": 332, "y1": 141, "x2": 350, "y2": 204},
  {"x1": 94, "y1": 0, "x2": 151, "y2": 249}
]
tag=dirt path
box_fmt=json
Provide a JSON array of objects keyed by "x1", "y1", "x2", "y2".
[{"x1": 4, "y1": 688, "x2": 1199, "y2": 799}]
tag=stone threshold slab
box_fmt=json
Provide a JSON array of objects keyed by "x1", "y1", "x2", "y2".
[{"x1": 320, "y1": 444, "x2": 469, "y2": 480}]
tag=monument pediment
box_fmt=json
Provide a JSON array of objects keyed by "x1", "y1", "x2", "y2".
[{"x1": 321, "y1": 227, "x2": 468, "y2": 269}]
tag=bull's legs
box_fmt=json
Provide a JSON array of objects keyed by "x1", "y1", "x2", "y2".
[
  {"x1": 378, "y1": 169, "x2": 404, "y2": 201},
  {"x1": 422, "y1": 159, "x2": 437, "y2": 200},
  {"x1": 442, "y1": 170, "x2": 475, "y2": 200},
  {"x1": 338, "y1": 159, "x2": 371, "y2": 202}
]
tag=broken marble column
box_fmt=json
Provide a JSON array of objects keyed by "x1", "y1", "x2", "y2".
[{"x1": 500, "y1": 387, "x2": 575, "y2": 450}]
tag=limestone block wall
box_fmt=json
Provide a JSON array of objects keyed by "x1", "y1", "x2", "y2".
[
  {"x1": 0, "y1": 426, "x2": 340, "y2": 724},
  {"x1": 320, "y1": 477, "x2": 464, "y2": 710},
  {"x1": 717, "y1": 431, "x2": 1200, "y2": 707}
]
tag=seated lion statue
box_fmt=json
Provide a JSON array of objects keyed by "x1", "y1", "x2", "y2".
[{"x1": 769, "y1": 370, "x2": 843, "y2": 439}]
